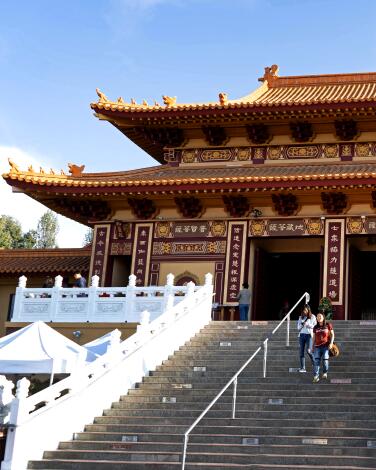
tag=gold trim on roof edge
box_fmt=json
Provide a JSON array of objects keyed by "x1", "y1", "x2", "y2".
[
  {"x1": 91, "y1": 66, "x2": 376, "y2": 115},
  {"x1": 4, "y1": 168, "x2": 376, "y2": 188}
]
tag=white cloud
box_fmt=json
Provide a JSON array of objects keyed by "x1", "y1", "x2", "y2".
[{"x1": 0, "y1": 147, "x2": 87, "y2": 248}]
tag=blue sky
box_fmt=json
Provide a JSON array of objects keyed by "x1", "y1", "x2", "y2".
[{"x1": 1, "y1": 0, "x2": 376, "y2": 246}]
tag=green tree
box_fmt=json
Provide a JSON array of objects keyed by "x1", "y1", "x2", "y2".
[
  {"x1": 0, "y1": 215, "x2": 23, "y2": 248},
  {"x1": 19, "y1": 229, "x2": 38, "y2": 248},
  {"x1": 83, "y1": 228, "x2": 93, "y2": 247},
  {"x1": 36, "y1": 210, "x2": 59, "y2": 248}
]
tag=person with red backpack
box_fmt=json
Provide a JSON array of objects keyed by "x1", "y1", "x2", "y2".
[{"x1": 312, "y1": 312, "x2": 335, "y2": 383}]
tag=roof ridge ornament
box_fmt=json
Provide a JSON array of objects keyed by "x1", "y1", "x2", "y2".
[
  {"x1": 218, "y1": 92, "x2": 228, "y2": 105},
  {"x1": 68, "y1": 163, "x2": 85, "y2": 177},
  {"x1": 162, "y1": 95, "x2": 177, "y2": 106},
  {"x1": 8, "y1": 158, "x2": 20, "y2": 174},
  {"x1": 258, "y1": 64, "x2": 279, "y2": 84},
  {"x1": 96, "y1": 88, "x2": 109, "y2": 104}
]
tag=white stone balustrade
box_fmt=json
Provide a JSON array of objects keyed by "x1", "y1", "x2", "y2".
[
  {"x1": 11, "y1": 273, "x2": 199, "y2": 324},
  {"x1": 0, "y1": 275, "x2": 214, "y2": 470}
]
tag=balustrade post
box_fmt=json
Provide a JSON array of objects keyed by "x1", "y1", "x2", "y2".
[
  {"x1": 263, "y1": 338, "x2": 268, "y2": 378},
  {"x1": 2, "y1": 378, "x2": 31, "y2": 470},
  {"x1": 125, "y1": 274, "x2": 137, "y2": 322},
  {"x1": 164, "y1": 273, "x2": 175, "y2": 312},
  {"x1": 87, "y1": 275, "x2": 100, "y2": 322},
  {"x1": 286, "y1": 314, "x2": 290, "y2": 347},
  {"x1": 231, "y1": 377, "x2": 238, "y2": 419},
  {"x1": 50, "y1": 275, "x2": 63, "y2": 322},
  {"x1": 11, "y1": 276, "x2": 27, "y2": 321},
  {"x1": 0, "y1": 376, "x2": 14, "y2": 425}
]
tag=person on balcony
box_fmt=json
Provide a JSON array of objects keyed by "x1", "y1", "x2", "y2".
[
  {"x1": 312, "y1": 313, "x2": 335, "y2": 383},
  {"x1": 297, "y1": 304, "x2": 316, "y2": 373},
  {"x1": 73, "y1": 272, "x2": 87, "y2": 288},
  {"x1": 236, "y1": 282, "x2": 251, "y2": 321}
]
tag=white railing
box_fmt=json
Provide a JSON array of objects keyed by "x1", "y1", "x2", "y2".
[
  {"x1": 11, "y1": 273, "x2": 198, "y2": 323},
  {"x1": 181, "y1": 291, "x2": 310, "y2": 470},
  {"x1": 1, "y1": 274, "x2": 214, "y2": 470}
]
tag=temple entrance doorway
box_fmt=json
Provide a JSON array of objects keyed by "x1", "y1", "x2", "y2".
[
  {"x1": 250, "y1": 238, "x2": 323, "y2": 321},
  {"x1": 110, "y1": 255, "x2": 132, "y2": 287},
  {"x1": 348, "y1": 238, "x2": 376, "y2": 320}
]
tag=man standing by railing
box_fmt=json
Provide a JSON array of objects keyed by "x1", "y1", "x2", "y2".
[
  {"x1": 237, "y1": 282, "x2": 251, "y2": 321},
  {"x1": 73, "y1": 272, "x2": 87, "y2": 288}
]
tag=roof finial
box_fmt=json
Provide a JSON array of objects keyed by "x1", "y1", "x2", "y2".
[
  {"x1": 68, "y1": 163, "x2": 85, "y2": 177},
  {"x1": 218, "y1": 92, "x2": 228, "y2": 105},
  {"x1": 259, "y1": 64, "x2": 279, "y2": 84},
  {"x1": 8, "y1": 158, "x2": 20, "y2": 174},
  {"x1": 96, "y1": 88, "x2": 109, "y2": 103},
  {"x1": 162, "y1": 95, "x2": 177, "y2": 106}
]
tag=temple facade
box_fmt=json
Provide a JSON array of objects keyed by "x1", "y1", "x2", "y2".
[{"x1": 5, "y1": 65, "x2": 376, "y2": 321}]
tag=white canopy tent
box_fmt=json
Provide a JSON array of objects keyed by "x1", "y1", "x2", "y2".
[
  {"x1": 0, "y1": 321, "x2": 97, "y2": 383},
  {"x1": 84, "y1": 329, "x2": 121, "y2": 356}
]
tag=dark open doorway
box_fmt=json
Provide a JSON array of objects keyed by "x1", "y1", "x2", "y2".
[
  {"x1": 348, "y1": 248, "x2": 376, "y2": 320},
  {"x1": 252, "y1": 250, "x2": 321, "y2": 321}
]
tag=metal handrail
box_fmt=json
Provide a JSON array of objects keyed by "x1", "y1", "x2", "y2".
[{"x1": 181, "y1": 291, "x2": 310, "y2": 469}]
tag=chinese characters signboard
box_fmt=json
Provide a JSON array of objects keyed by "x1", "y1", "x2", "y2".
[
  {"x1": 323, "y1": 219, "x2": 345, "y2": 306},
  {"x1": 173, "y1": 222, "x2": 209, "y2": 238},
  {"x1": 225, "y1": 222, "x2": 247, "y2": 304},
  {"x1": 249, "y1": 218, "x2": 323, "y2": 237},
  {"x1": 131, "y1": 224, "x2": 153, "y2": 286},
  {"x1": 90, "y1": 225, "x2": 110, "y2": 286}
]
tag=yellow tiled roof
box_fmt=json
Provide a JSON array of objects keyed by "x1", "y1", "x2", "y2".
[
  {"x1": 90, "y1": 67, "x2": 376, "y2": 115},
  {"x1": 5, "y1": 162, "x2": 376, "y2": 189}
]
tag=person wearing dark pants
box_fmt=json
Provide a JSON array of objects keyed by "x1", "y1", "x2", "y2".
[
  {"x1": 236, "y1": 282, "x2": 251, "y2": 321},
  {"x1": 312, "y1": 313, "x2": 335, "y2": 383},
  {"x1": 297, "y1": 304, "x2": 316, "y2": 373}
]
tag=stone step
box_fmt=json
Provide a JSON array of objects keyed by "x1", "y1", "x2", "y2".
[
  {"x1": 55, "y1": 442, "x2": 376, "y2": 457},
  {"x1": 34, "y1": 450, "x2": 376, "y2": 467},
  {"x1": 27, "y1": 460, "x2": 376, "y2": 470},
  {"x1": 107, "y1": 403, "x2": 376, "y2": 413},
  {"x1": 72, "y1": 432, "x2": 375, "y2": 447},
  {"x1": 84, "y1": 423, "x2": 376, "y2": 438},
  {"x1": 91, "y1": 416, "x2": 376, "y2": 428},
  {"x1": 114, "y1": 397, "x2": 376, "y2": 407}
]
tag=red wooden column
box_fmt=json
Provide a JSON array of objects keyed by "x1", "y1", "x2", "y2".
[
  {"x1": 89, "y1": 224, "x2": 111, "y2": 286},
  {"x1": 322, "y1": 219, "x2": 346, "y2": 320},
  {"x1": 131, "y1": 223, "x2": 153, "y2": 286},
  {"x1": 223, "y1": 221, "x2": 248, "y2": 306}
]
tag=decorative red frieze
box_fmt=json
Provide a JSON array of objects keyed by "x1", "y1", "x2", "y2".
[
  {"x1": 290, "y1": 121, "x2": 314, "y2": 142},
  {"x1": 178, "y1": 142, "x2": 376, "y2": 164},
  {"x1": 321, "y1": 192, "x2": 348, "y2": 215},
  {"x1": 138, "y1": 126, "x2": 184, "y2": 147},
  {"x1": 272, "y1": 193, "x2": 299, "y2": 216},
  {"x1": 110, "y1": 242, "x2": 132, "y2": 256},
  {"x1": 335, "y1": 119, "x2": 358, "y2": 141},
  {"x1": 223, "y1": 195, "x2": 251, "y2": 218},
  {"x1": 246, "y1": 124, "x2": 270, "y2": 144},
  {"x1": 112, "y1": 221, "x2": 132, "y2": 240},
  {"x1": 346, "y1": 217, "x2": 364, "y2": 234},
  {"x1": 128, "y1": 198, "x2": 157, "y2": 220},
  {"x1": 214, "y1": 261, "x2": 224, "y2": 304},
  {"x1": 89, "y1": 224, "x2": 111, "y2": 286},
  {"x1": 249, "y1": 218, "x2": 323, "y2": 237},
  {"x1": 131, "y1": 224, "x2": 153, "y2": 286},
  {"x1": 323, "y1": 219, "x2": 345, "y2": 318},
  {"x1": 152, "y1": 240, "x2": 226, "y2": 256},
  {"x1": 224, "y1": 222, "x2": 247, "y2": 304},
  {"x1": 154, "y1": 221, "x2": 227, "y2": 239},
  {"x1": 174, "y1": 196, "x2": 203, "y2": 218},
  {"x1": 202, "y1": 126, "x2": 228, "y2": 146},
  {"x1": 149, "y1": 262, "x2": 160, "y2": 285}
]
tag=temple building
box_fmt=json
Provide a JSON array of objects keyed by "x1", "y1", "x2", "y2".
[{"x1": 5, "y1": 65, "x2": 376, "y2": 321}]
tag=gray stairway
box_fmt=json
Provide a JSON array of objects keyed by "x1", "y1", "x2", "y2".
[{"x1": 28, "y1": 320, "x2": 376, "y2": 469}]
